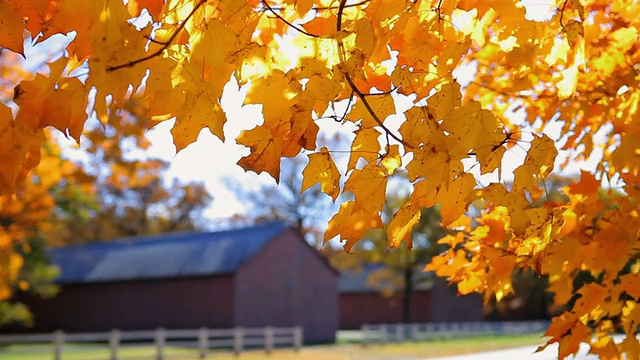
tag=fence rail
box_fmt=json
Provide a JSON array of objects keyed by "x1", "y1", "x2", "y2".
[
  {"x1": 361, "y1": 320, "x2": 549, "y2": 345},
  {"x1": 0, "y1": 326, "x2": 303, "y2": 360}
]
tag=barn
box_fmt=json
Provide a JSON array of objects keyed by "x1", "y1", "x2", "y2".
[
  {"x1": 23, "y1": 222, "x2": 339, "y2": 343},
  {"x1": 338, "y1": 265, "x2": 484, "y2": 329}
]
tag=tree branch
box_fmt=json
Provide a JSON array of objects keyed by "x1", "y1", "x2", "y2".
[
  {"x1": 106, "y1": 0, "x2": 206, "y2": 72},
  {"x1": 261, "y1": 0, "x2": 320, "y2": 38},
  {"x1": 336, "y1": 0, "x2": 413, "y2": 149},
  {"x1": 260, "y1": 0, "x2": 371, "y2": 13},
  {"x1": 558, "y1": 0, "x2": 569, "y2": 29}
]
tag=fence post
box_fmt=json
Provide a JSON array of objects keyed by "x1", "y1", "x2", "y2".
[
  {"x1": 233, "y1": 327, "x2": 243, "y2": 356},
  {"x1": 379, "y1": 326, "x2": 388, "y2": 345},
  {"x1": 410, "y1": 323, "x2": 419, "y2": 341},
  {"x1": 53, "y1": 330, "x2": 64, "y2": 360},
  {"x1": 198, "y1": 327, "x2": 208, "y2": 359},
  {"x1": 264, "y1": 326, "x2": 274, "y2": 354},
  {"x1": 155, "y1": 327, "x2": 165, "y2": 360},
  {"x1": 109, "y1": 329, "x2": 120, "y2": 360},
  {"x1": 395, "y1": 324, "x2": 404, "y2": 342},
  {"x1": 361, "y1": 324, "x2": 368, "y2": 347},
  {"x1": 293, "y1": 326, "x2": 302, "y2": 352}
]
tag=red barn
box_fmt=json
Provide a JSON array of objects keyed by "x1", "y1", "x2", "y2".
[
  {"x1": 23, "y1": 222, "x2": 338, "y2": 343},
  {"x1": 338, "y1": 266, "x2": 484, "y2": 329}
]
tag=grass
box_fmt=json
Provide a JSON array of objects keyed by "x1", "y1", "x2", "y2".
[{"x1": 0, "y1": 333, "x2": 546, "y2": 360}]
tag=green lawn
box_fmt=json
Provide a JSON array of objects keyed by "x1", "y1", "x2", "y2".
[{"x1": 0, "y1": 333, "x2": 546, "y2": 360}]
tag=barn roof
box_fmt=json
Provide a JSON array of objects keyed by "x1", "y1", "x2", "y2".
[{"x1": 50, "y1": 221, "x2": 290, "y2": 284}]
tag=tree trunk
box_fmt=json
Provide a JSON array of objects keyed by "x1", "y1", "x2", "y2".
[{"x1": 402, "y1": 268, "x2": 413, "y2": 324}]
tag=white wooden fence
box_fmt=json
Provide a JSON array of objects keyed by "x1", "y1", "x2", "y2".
[
  {"x1": 361, "y1": 321, "x2": 549, "y2": 345},
  {"x1": 0, "y1": 326, "x2": 303, "y2": 359}
]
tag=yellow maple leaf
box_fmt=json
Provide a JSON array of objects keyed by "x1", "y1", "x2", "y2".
[
  {"x1": 438, "y1": 173, "x2": 477, "y2": 226},
  {"x1": 427, "y1": 82, "x2": 462, "y2": 121},
  {"x1": 236, "y1": 127, "x2": 282, "y2": 182},
  {"x1": 324, "y1": 201, "x2": 384, "y2": 252},
  {"x1": 589, "y1": 336, "x2": 621, "y2": 360},
  {"x1": 380, "y1": 145, "x2": 401, "y2": 175},
  {"x1": 348, "y1": 128, "x2": 381, "y2": 171},
  {"x1": 172, "y1": 93, "x2": 227, "y2": 151},
  {"x1": 386, "y1": 202, "x2": 421, "y2": 249},
  {"x1": 301, "y1": 147, "x2": 341, "y2": 202},
  {"x1": 513, "y1": 134, "x2": 558, "y2": 191},
  {"x1": 348, "y1": 95, "x2": 396, "y2": 129},
  {"x1": 364, "y1": 0, "x2": 407, "y2": 25},
  {"x1": 406, "y1": 144, "x2": 451, "y2": 184},
  {"x1": 475, "y1": 145, "x2": 505, "y2": 176},
  {"x1": 344, "y1": 162, "x2": 388, "y2": 213}
]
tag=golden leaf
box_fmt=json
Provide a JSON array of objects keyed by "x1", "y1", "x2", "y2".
[
  {"x1": 236, "y1": 127, "x2": 282, "y2": 182},
  {"x1": 344, "y1": 162, "x2": 388, "y2": 214},
  {"x1": 348, "y1": 128, "x2": 381, "y2": 171},
  {"x1": 387, "y1": 202, "x2": 421, "y2": 249},
  {"x1": 513, "y1": 134, "x2": 558, "y2": 191},
  {"x1": 325, "y1": 201, "x2": 383, "y2": 252},
  {"x1": 380, "y1": 145, "x2": 401, "y2": 175},
  {"x1": 301, "y1": 147, "x2": 341, "y2": 202}
]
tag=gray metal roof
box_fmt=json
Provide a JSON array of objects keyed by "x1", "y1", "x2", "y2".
[{"x1": 50, "y1": 221, "x2": 289, "y2": 284}]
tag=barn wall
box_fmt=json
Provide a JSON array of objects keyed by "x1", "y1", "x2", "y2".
[
  {"x1": 234, "y1": 229, "x2": 338, "y2": 343},
  {"x1": 24, "y1": 275, "x2": 234, "y2": 332},
  {"x1": 427, "y1": 279, "x2": 484, "y2": 323},
  {"x1": 339, "y1": 291, "x2": 431, "y2": 329}
]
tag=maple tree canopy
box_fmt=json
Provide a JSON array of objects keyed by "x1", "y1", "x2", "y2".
[{"x1": 0, "y1": 0, "x2": 638, "y2": 357}]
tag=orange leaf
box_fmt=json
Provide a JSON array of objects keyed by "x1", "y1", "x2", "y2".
[
  {"x1": 127, "y1": 0, "x2": 165, "y2": 19},
  {"x1": 567, "y1": 170, "x2": 600, "y2": 195},
  {"x1": 0, "y1": 1, "x2": 25, "y2": 55},
  {"x1": 236, "y1": 127, "x2": 282, "y2": 182}
]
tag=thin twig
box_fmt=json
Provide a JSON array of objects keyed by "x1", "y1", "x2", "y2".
[
  {"x1": 436, "y1": 0, "x2": 444, "y2": 21},
  {"x1": 469, "y1": 81, "x2": 555, "y2": 99},
  {"x1": 336, "y1": 0, "x2": 412, "y2": 149},
  {"x1": 344, "y1": 70, "x2": 409, "y2": 147},
  {"x1": 107, "y1": 0, "x2": 207, "y2": 71},
  {"x1": 558, "y1": 0, "x2": 569, "y2": 30},
  {"x1": 317, "y1": 0, "x2": 371, "y2": 11},
  {"x1": 337, "y1": 0, "x2": 348, "y2": 32},
  {"x1": 261, "y1": 0, "x2": 371, "y2": 12},
  {"x1": 261, "y1": 0, "x2": 320, "y2": 38},
  {"x1": 361, "y1": 84, "x2": 401, "y2": 97}
]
